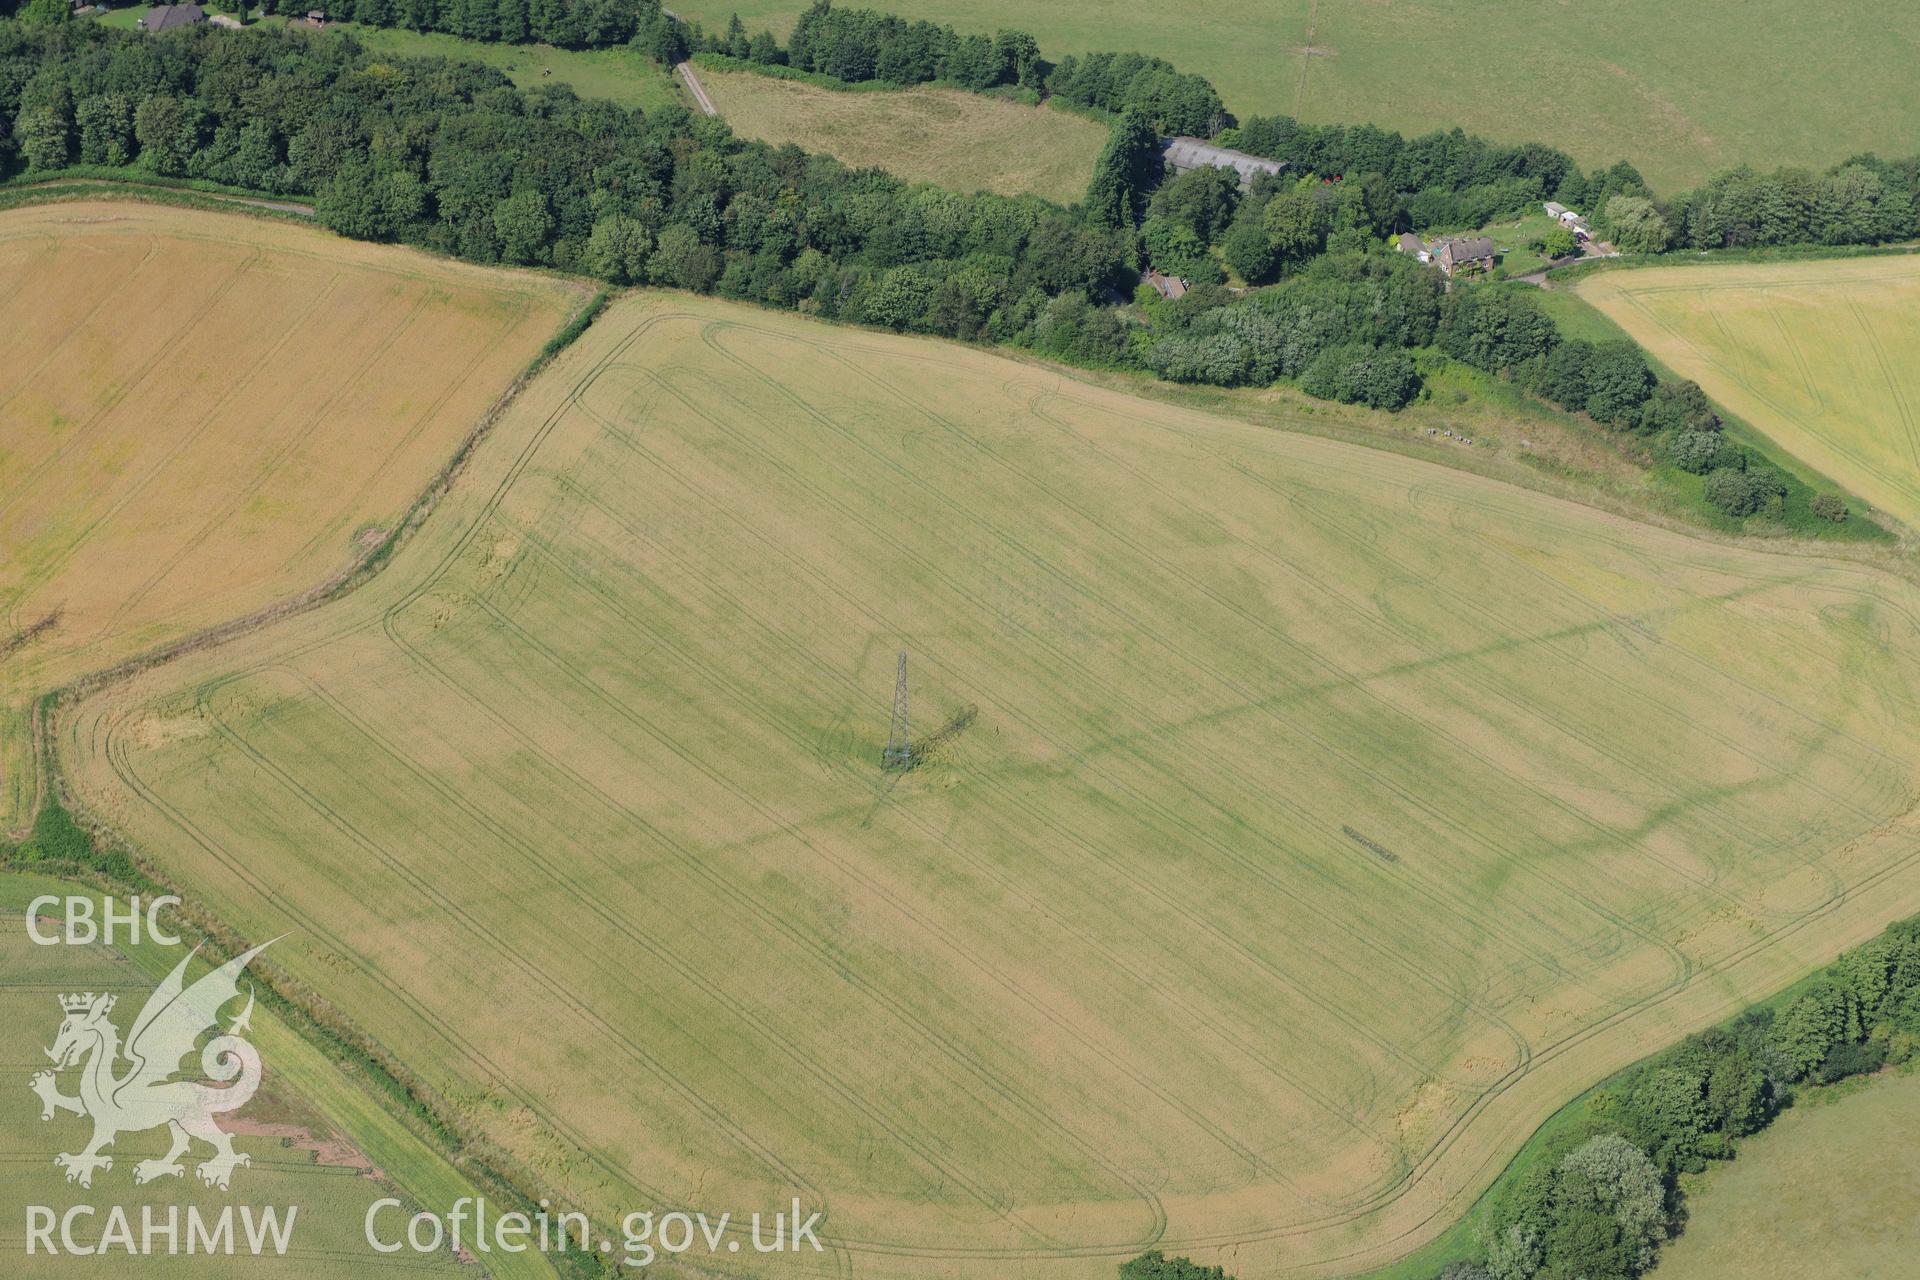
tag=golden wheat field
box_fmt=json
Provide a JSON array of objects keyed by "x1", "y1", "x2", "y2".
[
  {"x1": 56, "y1": 293, "x2": 1920, "y2": 1278},
  {"x1": 1577, "y1": 255, "x2": 1920, "y2": 534},
  {"x1": 0, "y1": 203, "x2": 586, "y2": 828}
]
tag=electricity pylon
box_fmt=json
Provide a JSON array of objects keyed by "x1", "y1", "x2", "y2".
[{"x1": 882, "y1": 649, "x2": 915, "y2": 770}]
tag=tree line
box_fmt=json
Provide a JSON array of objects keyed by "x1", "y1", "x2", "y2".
[
  {"x1": 690, "y1": 1, "x2": 1225, "y2": 136},
  {"x1": 1452, "y1": 912, "x2": 1920, "y2": 1280},
  {"x1": 0, "y1": 14, "x2": 1881, "y2": 528},
  {"x1": 0, "y1": 20, "x2": 1137, "y2": 296},
  {"x1": 700, "y1": 3, "x2": 1920, "y2": 256}
]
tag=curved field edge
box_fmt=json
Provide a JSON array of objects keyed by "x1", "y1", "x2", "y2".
[
  {"x1": 1348, "y1": 916, "x2": 1920, "y2": 1280},
  {"x1": 0, "y1": 199, "x2": 599, "y2": 833},
  {"x1": 1569, "y1": 252, "x2": 1920, "y2": 538},
  {"x1": 48, "y1": 292, "x2": 1920, "y2": 1278}
]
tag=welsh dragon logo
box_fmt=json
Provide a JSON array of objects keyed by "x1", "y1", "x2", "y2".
[{"x1": 29, "y1": 941, "x2": 272, "y2": 1190}]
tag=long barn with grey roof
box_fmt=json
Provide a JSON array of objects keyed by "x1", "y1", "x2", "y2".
[{"x1": 1160, "y1": 137, "x2": 1286, "y2": 189}]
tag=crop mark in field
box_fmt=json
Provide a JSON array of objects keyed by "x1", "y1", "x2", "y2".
[
  {"x1": 77, "y1": 300, "x2": 1920, "y2": 1275},
  {"x1": 691, "y1": 328, "x2": 1511, "y2": 1029},
  {"x1": 359, "y1": 327, "x2": 1162, "y2": 1240},
  {"x1": 527, "y1": 410, "x2": 1357, "y2": 1197},
  {"x1": 1015, "y1": 387, "x2": 1714, "y2": 971},
  {"x1": 573, "y1": 361, "x2": 1421, "y2": 1142},
  {"x1": 1342, "y1": 826, "x2": 1401, "y2": 865},
  {"x1": 0, "y1": 611, "x2": 60, "y2": 662}
]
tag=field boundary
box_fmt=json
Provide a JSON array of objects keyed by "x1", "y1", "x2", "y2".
[
  {"x1": 0, "y1": 170, "x2": 317, "y2": 218},
  {"x1": 51, "y1": 280, "x2": 607, "y2": 713},
  {"x1": 0, "y1": 200, "x2": 605, "y2": 842},
  {"x1": 1568, "y1": 254, "x2": 1920, "y2": 542},
  {"x1": 3, "y1": 276, "x2": 615, "y2": 1266}
]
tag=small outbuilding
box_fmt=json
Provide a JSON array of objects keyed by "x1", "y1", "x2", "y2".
[
  {"x1": 139, "y1": 3, "x2": 206, "y2": 30},
  {"x1": 1432, "y1": 236, "x2": 1496, "y2": 278},
  {"x1": 1394, "y1": 232, "x2": 1430, "y2": 263}
]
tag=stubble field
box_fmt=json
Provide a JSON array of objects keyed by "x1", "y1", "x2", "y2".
[
  {"x1": 0, "y1": 203, "x2": 585, "y2": 828},
  {"x1": 1577, "y1": 255, "x2": 1920, "y2": 535},
  {"x1": 57, "y1": 293, "x2": 1920, "y2": 1278}
]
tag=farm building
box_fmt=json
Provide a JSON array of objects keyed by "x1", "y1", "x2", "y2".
[
  {"x1": 139, "y1": 2, "x2": 205, "y2": 29},
  {"x1": 1161, "y1": 137, "x2": 1286, "y2": 189},
  {"x1": 1545, "y1": 201, "x2": 1592, "y2": 237},
  {"x1": 1432, "y1": 236, "x2": 1496, "y2": 277},
  {"x1": 1144, "y1": 269, "x2": 1188, "y2": 300}
]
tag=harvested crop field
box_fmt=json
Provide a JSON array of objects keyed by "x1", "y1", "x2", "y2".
[
  {"x1": 0, "y1": 203, "x2": 586, "y2": 827},
  {"x1": 61, "y1": 294, "x2": 1920, "y2": 1278},
  {"x1": 698, "y1": 67, "x2": 1106, "y2": 201},
  {"x1": 1577, "y1": 255, "x2": 1920, "y2": 534}
]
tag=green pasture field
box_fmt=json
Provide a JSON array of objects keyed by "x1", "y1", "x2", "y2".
[
  {"x1": 1650, "y1": 1069, "x2": 1920, "y2": 1279},
  {"x1": 0, "y1": 873, "x2": 542, "y2": 1278},
  {"x1": 58, "y1": 291, "x2": 1920, "y2": 1278},
  {"x1": 668, "y1": 0, "x2": 1920, "y2": 192},
  {"x1": 89, "y1": 5, "x2": 146, "y2": 30},
  {"x1": 276, "y1": 19, "x2": 686, "y2": 113},
  {"x1": 697, "y1": 65, "x2": 1106, "y2": 201},
  {"x1": 1577, "y1": 254, "x2": 1920, "y2": 534}
]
